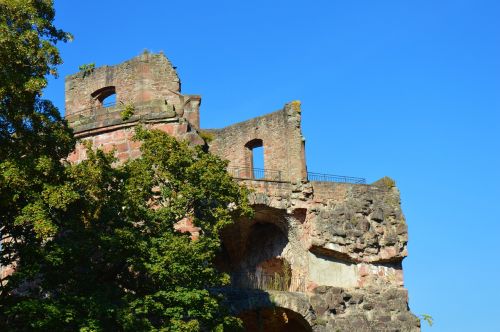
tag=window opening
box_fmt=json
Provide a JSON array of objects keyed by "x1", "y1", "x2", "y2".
[
  {"x1": 102, "y1": 93, "x2": 116, "y2": 107},
  {"x1": 245, "y1": 139, "x2": 264, "y2": 179},
  {"x1": 252, "y1": 146, "x2": 264, "y2": 179},
  {"x1": 91, "y1": 86, "x2": 116, "y2": 108}
]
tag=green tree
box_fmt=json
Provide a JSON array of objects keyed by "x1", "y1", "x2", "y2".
[
  {"x1": 0, "y1": 1, "x2": 250, "y2": 330},
  {"x1": 1, "y1": 129, "x2": 252, "y2": 331},
  {"x1": 0, "y1": 0, "x2": 74, "y2": 294}
]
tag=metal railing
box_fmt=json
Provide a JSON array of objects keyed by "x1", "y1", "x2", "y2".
[
  {"x1": 307, "y1": 171, "x2": 366, "y2": 184},
  {"x1": 226, "y1": 166, "x2": 366, "y2": 184},
  {"x1": 230, "y1": 272, "x2": 306, "y2": 293},
  {"x1": 227, "y1": 166, "x2": 283, "y2": 182}
]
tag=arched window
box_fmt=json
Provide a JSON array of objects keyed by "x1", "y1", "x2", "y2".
[
  {"x1": 245, "y1": 139, "x2": 264, "y2": 179},
  {"x1": 91, "y1": 86, "x2": 116, "y2": 108}
]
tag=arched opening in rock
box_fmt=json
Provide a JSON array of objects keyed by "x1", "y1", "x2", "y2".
[
  {"x1": 217, "y1": 206, "x2": 288, "y2": 272},
  {"x1": 244, "y1": 222, "x2": 288, "y2": 271},
  {"x1": 238, "y1": 307, "x2": 312, "y2": 332},
  {"x1": 217, "y1": 206, "x2": 303, "y2": 291}
]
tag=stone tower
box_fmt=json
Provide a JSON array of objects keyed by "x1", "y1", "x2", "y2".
[
  {"x1": 64, "y1": 52, "x2": 420, "y2": 331},
  {"x1": 65, "y1": 51, "x2": 203, "y2": 163}
]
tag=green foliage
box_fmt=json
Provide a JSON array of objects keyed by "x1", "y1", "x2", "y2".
[
  {"x1": 199, "y1": 130, "x2": 215, "y2": 143},
  {"x1": 1, "y1": 128, "x2": 252, "y2": 331},
  {"x1": 0, "y1": 1, "x2": 250, "y2": 329},
  {"x1": 420, "y1": 313, "x2": 433, "y2": 327},
  {"x1": 0, "y1": 0, "x2": 75, "y2": 295},
  {"x1": 0, "y1": 0, "x2": 71, "y2": 98},
  {"x1": 120, "y1": 103, "x2": 135, "y2": 121},
  {"x1": 78, "y1": 63, "x2": 95, "y2": 77},
  {"x1": 374, "y1": 176, "x2": 396, "y2": 189}
]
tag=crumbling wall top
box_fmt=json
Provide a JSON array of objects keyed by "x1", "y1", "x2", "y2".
[
  {"x1": 65, "y1": 52, "x2": 202, "y2": 136},
  {"x1": 65, "y1": 52, "x2": 180, "y2": 115}
]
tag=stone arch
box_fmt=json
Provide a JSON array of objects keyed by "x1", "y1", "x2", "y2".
[
  {"x1": 223, "y1": 289, "x2": 316, "y2": 330},
  {"x1": 244, "y1": 222, "x2": 288, "y2": 272},
  {"x1": 216, "y1": 205, "x2": 309, "y2": 292},
  {"x1": 91, "y1": 86, "x2": 116, "y2": 107},
  {"x1": 217, "y1": 205, "x2": 289, "y2": 273},
  {"x1": 239, "y1": 306, "x2": 312, "y2": 332}
]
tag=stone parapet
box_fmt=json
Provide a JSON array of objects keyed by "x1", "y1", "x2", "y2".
[{"x1": 67, "y1": 99, "x2": 177, "y2": 135}]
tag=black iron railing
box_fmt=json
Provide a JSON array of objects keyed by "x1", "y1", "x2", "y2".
[
  {"x1": 226, "y1": 166, "x2": 366, "y2": 184},
  {"x1": 227, "y1": 166, "x2": 283, "y2": 182},
  {"x1": 307, "y1": 172, "x2": 366, "y2": 184},
  {"x1": 230, "y1": 272, "x2": 306, "y2": 293}
]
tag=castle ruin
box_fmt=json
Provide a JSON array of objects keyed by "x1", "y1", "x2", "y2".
[{"x1": 64, "y1": 52, "x2": 420, "y2": 331}]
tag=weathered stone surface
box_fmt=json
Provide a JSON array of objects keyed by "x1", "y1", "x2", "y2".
[
  {"x1": 222, "y1": 287, "x2": 420, "y2": 331},
  {"x1": 65, "y1": 52, "x2": 204, "y2": 163},
  {"x1": 66, "y1": 52, "x2": 180, "y2": 119},
  {"x1": 208, "y1": 102, "x2": 307, "y2": 183},
  {"x1": 308, "y1": 183, "x2": 408, "y2": 263}
]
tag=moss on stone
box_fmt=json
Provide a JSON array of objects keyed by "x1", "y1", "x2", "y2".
[
  {"x1": 373, "y1": 176, "x2": 396, "y2": 189},
  {"x1": 199, "y1": 130, "x2": 215, "y2": 143},
  {"x1": 291, "y1": 100, "x2": 301, "y2": 113},
  {"x1": 120, "y1": 103, "x2": 135, "y2": 121}
]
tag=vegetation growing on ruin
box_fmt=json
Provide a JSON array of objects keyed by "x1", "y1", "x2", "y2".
[
  {"x1": 79, "y1": 63, "x2": 96, "y2": 77},
  {"x1": 290, "y1": 100, "x2": 301, "y2": 113},
  {"x1": 420, "y1": 313, "x2": 434, "y2": 327},
  {"x1": 120, "y1": 102, "x2": 135, "y2": 120},
  {"x1": 1, "y1": 127, "x2": 253, "y2": 331},
  {"x1": 199, "y1": 130, "x2": 215, "y2": 143},
  {"x1": 374, "y1": 176, "x2": 396, "y2": 189}
]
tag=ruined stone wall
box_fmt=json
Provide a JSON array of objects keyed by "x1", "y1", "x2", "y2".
[
  {"x1": 208, "y1": 101, "x2": 307, "y2": 182},
  {"x1": 66, "y1": 122, "x2": 202, "y2": 164},
  {"x1": 58, "y1": 53, "x2": 419, "y2": 331},
  {"x1": 225, "y1": 287, "x2": 420, "y2": 331},
  {"x1": 65, "y1": 52, "x2": 181, "y2": 116},
  {"x1": 220, "y1": 178, "x2": 419, "y2": 331},
  {"x1": 64, "y1": 52, "x2": 203, "y2": 164},
  {"x1": 221, "y1": 178, "x2": 408, "y2": 291}
]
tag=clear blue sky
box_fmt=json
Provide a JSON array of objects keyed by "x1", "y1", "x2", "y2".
[{"x1": 45, "y1": 1, "x2": 500, "y2": 331}]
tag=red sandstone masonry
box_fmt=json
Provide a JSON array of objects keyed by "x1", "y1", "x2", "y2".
[
  {"x1": 207, "y1": 101, "x2": 307, "y2": 182},
  {"x1": 67, "y1": 122, "x2": 197, "y2": 164},
  {"x1": 57, "y1": 53, "x2": 419, "y2": 330},
  {"x1": 65, "y1": 52, "x2": 180, "y2": 115},
  {"x1": 65, "y1": 52, "x2": 205, "y2": 164}
]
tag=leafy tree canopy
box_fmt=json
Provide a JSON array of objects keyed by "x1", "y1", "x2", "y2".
[
  {"x1": 0, "y1": 0, "x2": 73, "y2": 156},
  {"x1": 0, "y1": 0, "x2": 75, "y2": 287},
  {"x1": 2, "y1": 128, "x2": 252, "y2": 331},
  {"x1": 0, "y1": 1, "x2": 251, "y2": 330}
]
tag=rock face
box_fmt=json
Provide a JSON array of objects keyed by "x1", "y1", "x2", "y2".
[
  {"x1": 62, "y1": 53, "x2": 420, "y2": 331},
  {"x1": 216, "y1": 178, "x2": 420, "y2": 331},
  {"x1": 223, "y1": 287, "x2": 419, "y2": 332}
]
